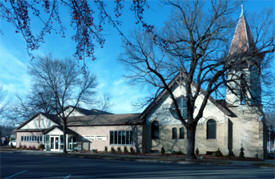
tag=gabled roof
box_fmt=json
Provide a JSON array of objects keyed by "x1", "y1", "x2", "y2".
[
  {"x1": 64, "y1": 105, "x2": 112, "y2": 116},
  {"x1": 229, "y1": 7, "x2": 255, "y2": 55},
  {"x1": 67, "y1": 113, "x2": 142, "y2": 126},
  {"x1": 139, "y1": 74, "x2": 236, "y2": 120},
  {"x1": 16, "y1": 112, "x2": 60, "y2": 130},
  {"x1": 16, "y1": 107, "x2": 114, "y2": 130}
]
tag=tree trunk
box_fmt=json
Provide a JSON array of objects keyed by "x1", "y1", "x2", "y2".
[
  {"x1": 63, "y1": 124, "x2": 67, "y2": 154},
  {"x1": 186, "y1": 124, "x2": 196, "y2": 159}
]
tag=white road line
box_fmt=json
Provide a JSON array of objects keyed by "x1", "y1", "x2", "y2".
[
  {"x1": 3, "y1": 170, "x2": 28, "y2": 179},
  {"x1": 64, "y1": 174, "x2": 71, "y2": 179}
]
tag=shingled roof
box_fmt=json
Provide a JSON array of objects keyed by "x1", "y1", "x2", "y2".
[
  {"x1": 229, "y1": 6, "x2": 255, "y2": 55},
  {"x1": 64, "y1": 106, "x2": 113, "y2": 116},
  {"x1": 67, "y1": 113, "x2": 142, "y2": 126}
]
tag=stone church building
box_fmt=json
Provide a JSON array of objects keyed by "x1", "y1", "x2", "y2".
[{"x1": 16, "y1": 10, "x2": 266, "y2": 159}]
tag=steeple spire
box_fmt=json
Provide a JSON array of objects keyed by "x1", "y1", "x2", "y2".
[
  {"x1": 229, "y1": 5, "x2": 255, "y2": 55},
  {"x1": 240, "y1": 4, "x2": 244, "y2": 17}
]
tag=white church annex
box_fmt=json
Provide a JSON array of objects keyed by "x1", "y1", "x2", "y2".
[{"x1": 16, "y1": 9, "x2": 266, "y2": 159}]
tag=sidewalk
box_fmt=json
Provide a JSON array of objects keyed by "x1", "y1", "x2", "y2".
[{"x1": 1, "y1": 146, "x2": 274, "y2": 167}]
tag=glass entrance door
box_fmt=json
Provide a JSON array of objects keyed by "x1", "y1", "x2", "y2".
[
  {"x1": 50, "y1": 136, "x2": 60, "y2": 151},
  {"x1": 55, "y1": 137, "x2": 59, "y2": 150},
  {"x1": 50, "y1": 137, "x2": 54, "y2": 149}
]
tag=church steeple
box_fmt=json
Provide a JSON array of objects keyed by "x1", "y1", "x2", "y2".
[
  {"x1": 229, "y1": 5, "x2": 255, "y2": 55},
  {"x1": 226, "y1": 5, "x2": 262, "y2": 106},
  {"x1": 240, "y1": 4, "x2": 244, "y2": 17}
]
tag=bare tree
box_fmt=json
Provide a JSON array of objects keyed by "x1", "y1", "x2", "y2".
[
  {"x1": 0, "y1": 86, "x2": 8, "y2": 117},
  {"x1": 0, "y1": 0, "x2": 150, "y2": 60},
  {"x1": 0, "y1": 87, "x2": 17, "y2": 127},
  {"x1": 10, "y1": 87, "x2": 55, "y2": 121},
  {"x1": 96, "y1": 93, "x2": 112, "y2": 113},
  {"x1": 121, "y1": 0, "x2": 274, "y2": 159},
  {"x1": 29, "y1": 55, "x2": 97, "y2": 153},
  {"x1": 3, "y1": 76, "x2": 58, "y2": 126}
]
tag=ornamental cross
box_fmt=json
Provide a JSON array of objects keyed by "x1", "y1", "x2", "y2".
[{"x1": 38, "y1": 115, "x2": 41, "y2": 128}]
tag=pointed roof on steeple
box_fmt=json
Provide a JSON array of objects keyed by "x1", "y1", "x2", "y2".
[{"x1": 229, "y1": 5, "x2": 255, "y2": 55}]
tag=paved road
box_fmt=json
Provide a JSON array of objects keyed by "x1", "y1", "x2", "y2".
[{"x1": 0, "y1": 152, "x2": 274, "y2": 179}]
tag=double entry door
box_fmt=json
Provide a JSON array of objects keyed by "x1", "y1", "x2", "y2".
[{"x1": 50, "y1": 136, "x2": 63, "y2": 151}]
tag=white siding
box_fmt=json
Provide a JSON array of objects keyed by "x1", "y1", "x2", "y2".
[{"x1": 47, "y1": 127, "x2": 63, "y2": 135}]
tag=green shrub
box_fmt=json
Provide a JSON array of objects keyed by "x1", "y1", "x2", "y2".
[
  {"x1": 104, "y1": 146, "x2": 108, "y2": 153},
  {"x1": 124, "y1": 146, "x2": 128, "y2": 153},
  {"x1": 195, "y1": 148, "x2": 199, "y2": 155},
  {"x1": 239, "y1": 147, "x2": 245, "y2": 158},
  {"x1": 111, "y1": 147, "x2": 115, "y2": 153},
  {"x1": 215, "y1": 148, "x2": 223, "y2": 157},
  {"x1": 130, "y1": 147, "x2": 135, "y2": 154},
  {"x1": 161, "y1": 147, "x2": 165, "y2": 154},
  {"x1": 117, "y1": 147, "x2": 121, "y2": 153},
  {"x1": 39, "y1": 144, "x2": 45, "y2": 150}
]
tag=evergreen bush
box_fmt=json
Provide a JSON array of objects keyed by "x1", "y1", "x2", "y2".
[
  {"x1": 215, "y1": 148, "x2": 223, "y2": 157},
  {"x1": 239, "y1": 147, "x2": 245, "y2": 158},
  {"x1": 161, "y1": 147, "x2": 165, "y2": 154},
  {"x1": 130, "y1": 147, "x2": 135, "y2": 154},
  {"x1": 195, "y1": 148, "x2": 199, "y2": 155},
  {"x1": 124, "y1": 146, "x2": 128, "y2": 153},
  {"x1": 39, "y1": 144, "x2": 45, "y2": 150}
]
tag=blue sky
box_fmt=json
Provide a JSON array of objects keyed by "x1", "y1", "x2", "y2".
[{"x1": 0, "y1": 0, "x2": 274, "y2": 117}]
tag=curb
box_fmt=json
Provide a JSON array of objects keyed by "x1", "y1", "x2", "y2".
[{"x1": 1, "y1": 149, "x2": 274, "y2": 167}]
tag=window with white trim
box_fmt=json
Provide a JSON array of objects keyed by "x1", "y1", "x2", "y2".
[{"x1": 109, "y1": 130, "x2": 133, "y2": 145}]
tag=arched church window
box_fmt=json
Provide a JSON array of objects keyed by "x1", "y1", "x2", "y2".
[
  {"x1": 207, "y1": 119, "x2": 216, "y2": 139},
  {"x1": 151, "y1": 121, "x2": 159, "y2": 139},
  {"x1": 172, "y1": 127, "x2": 177, "y2": 139},
  {"x1": 170, "y1": 96, "x2": 187, "y2": 119},
  {"x1": 179, "y1": 127, "x2": 185, "y2": 139}
]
